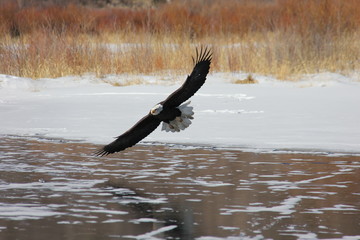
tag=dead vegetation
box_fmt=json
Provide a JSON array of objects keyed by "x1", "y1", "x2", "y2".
[
  {"x1": 0, "y1": 0, "x2": 359, "y2": 79},
  {"x1": 233, "y1": 75, "x2": 258, "y2": 84}
]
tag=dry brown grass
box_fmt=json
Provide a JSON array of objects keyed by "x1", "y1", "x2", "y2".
[
  {"x1": 233, "y1": 74, "x2": 258, "y2": 84},
  {"x1": 0, "y1": 0, "x2": 359, "y2": 80}
]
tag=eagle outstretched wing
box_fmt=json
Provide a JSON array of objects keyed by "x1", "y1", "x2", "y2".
[
  {"x1": 94, "y1": 114, "x2": 161, "y2": 156},
  {"x1": 162, "y1": 47, "x2": 212, "y2": 108},
  {"x1": 95, "y1": 47, "x2": 212, "y2": 156}
]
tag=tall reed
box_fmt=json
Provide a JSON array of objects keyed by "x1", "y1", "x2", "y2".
[{"x1": 0, "y1": 0, "x2": 359, "y2": 80}]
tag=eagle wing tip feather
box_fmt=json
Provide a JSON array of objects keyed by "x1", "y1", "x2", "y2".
[
  {"x1": 194, "y1": 46, "x2": 212, "y2": 65},
  {"x1": 93, "y1": 148, "x2": 108, "y2": 157}
]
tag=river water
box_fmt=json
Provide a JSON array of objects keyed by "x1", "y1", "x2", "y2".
[{"x1": 0, "y1": 136, "x2": 359, "y2": 240}]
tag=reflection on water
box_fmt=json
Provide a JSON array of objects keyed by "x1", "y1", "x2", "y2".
[{"x1": 0, "y1": 136, "x2": 359, "y2": 240}]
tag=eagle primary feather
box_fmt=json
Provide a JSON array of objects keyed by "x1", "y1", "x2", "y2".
[
  {"x1": 95, "y1": 47, "x2": 212, "y2": 156},
  {"x1": 94, "y1": 114, "x2": 161, "y2": 156},
  {"x1": 162, "y1": 47, "x2": 212, "y2": 108}
]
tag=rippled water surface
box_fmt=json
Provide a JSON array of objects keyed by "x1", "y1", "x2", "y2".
[{"x1": 0, "y1": 136, "x2": 359, "y2": 240}]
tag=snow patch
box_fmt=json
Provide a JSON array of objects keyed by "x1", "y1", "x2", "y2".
[{"x1": 1, "y1": 72, "x2": 360, "y2": 153}]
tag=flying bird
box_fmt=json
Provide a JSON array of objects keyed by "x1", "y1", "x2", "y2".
[{"x1": 95, "y1": 47, "x2": 212, "y2": 156}]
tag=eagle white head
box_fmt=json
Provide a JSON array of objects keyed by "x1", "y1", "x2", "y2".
[{"x1": 150, "y1": 104, "x2": 163, "y2": 115}]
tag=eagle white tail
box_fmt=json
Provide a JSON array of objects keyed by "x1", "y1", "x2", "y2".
[{"x1": 161, "y1": 101, "x2": 194, "y2": 132}]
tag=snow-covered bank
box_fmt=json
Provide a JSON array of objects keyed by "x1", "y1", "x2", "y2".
[{"x1": 0, "y1": 73, "x2": 359, "y2": 154}]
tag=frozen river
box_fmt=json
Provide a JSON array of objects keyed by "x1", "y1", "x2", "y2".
[{"x1": 0, "y1": 136, "x2": 359, "y2": 239}]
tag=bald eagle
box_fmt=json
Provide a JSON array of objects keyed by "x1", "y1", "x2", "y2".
[{"x1": 95, "y1": 47, "x2": 212, "y2": 156}]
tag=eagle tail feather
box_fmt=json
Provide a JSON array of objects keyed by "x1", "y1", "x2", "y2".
[{"x1": 161, "y1": 101, "x2": 194, "y2": 132}]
